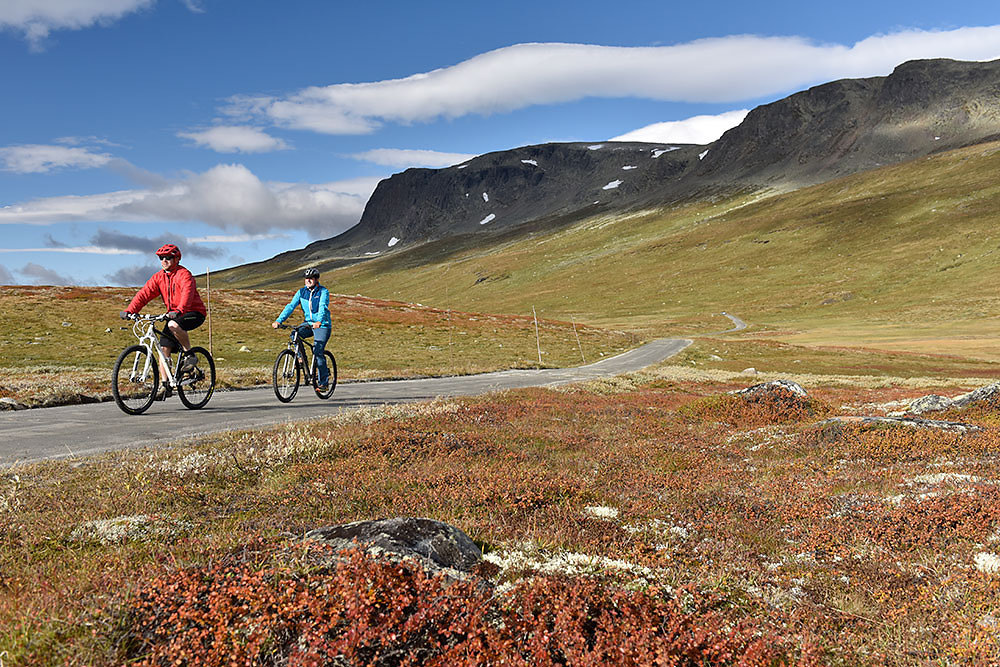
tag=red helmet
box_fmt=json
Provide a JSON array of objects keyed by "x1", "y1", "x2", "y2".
[{"x1": 155, "y1": 243, "x2": 181, "y2": 260}]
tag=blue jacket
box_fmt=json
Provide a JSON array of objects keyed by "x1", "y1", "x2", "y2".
[{"x1": 276, "y1": 284, "x2": 331, "y2": 328}]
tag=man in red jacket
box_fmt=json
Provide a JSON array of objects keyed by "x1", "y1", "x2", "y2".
[{"x1": 121, "y1": 244, "x2": 207, "y2": 391}]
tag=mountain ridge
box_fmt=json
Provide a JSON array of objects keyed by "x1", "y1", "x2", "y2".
[{"x1": 214, "y1": 57, "x2": 1000, "y2": 288}]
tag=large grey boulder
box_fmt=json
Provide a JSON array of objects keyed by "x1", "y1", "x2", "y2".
[
  {"x1": 952, "y1": 382, "x2": 1000, "y2": 408},
  {"x1": 735, "y1": 380, "x2": 808, "y2": 399},
  {"x1": 907, "y1": 394, "x2": 954, "y2": 414},
  {"x1": 906, "y1": 381, "x2": 1000, "y2": 415},
  {"x1": 305, "y1": 517, "x2": 483, "y2": 578}
]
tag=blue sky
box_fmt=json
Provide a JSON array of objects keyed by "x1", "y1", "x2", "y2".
[{"x1": 2, "y1": 0, "x2": 1000, "y2": 286}]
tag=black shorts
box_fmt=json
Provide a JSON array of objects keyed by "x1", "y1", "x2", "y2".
[{"x1": 159, "y1": 312, "x2": 205, "y2": 352}]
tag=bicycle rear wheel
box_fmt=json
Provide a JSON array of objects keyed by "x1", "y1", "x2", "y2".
[
  {"x1": 112, "y1": 344, "x2": 158, "y2": 415},
  {"x1": 312, "y1": 350, "x2": 337, "y2": 399},
  {"x1": 176, "y1": 347, "x2": 215, "y2": 410},
  {"x1": 273, "y1": 349, "x2": 300, "y2": 402}
]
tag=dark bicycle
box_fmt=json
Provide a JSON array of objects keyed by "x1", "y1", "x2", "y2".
[
  {"x1": 112, "y1": 313, "x2": 216, "y2": 415},
  {"x1": 272, "y1": 324, "x2": 337, "y2": 402}
]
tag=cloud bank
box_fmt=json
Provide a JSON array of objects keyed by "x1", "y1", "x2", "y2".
[
  {"x1": 0, "y1": 0, "x2": 155, "y2": 48},
  {"x1": 178, "y1": 126, "x2": 291, "y2": 153},
  {"x1": 0, "y1": 164, "x2": 378, "y2": 238},
  {"x1": 233, "y1": 28, "x2": 1000, "y2": 135},
  {"x1": 350, "y1": 148, "x2": 477, "y2": 168},
  {"x1": 611, "y1": 109, "x2": 751, "y2": 144},
  {"x1": 0, "y1": 144, "x2": 113, "y2": 173}
]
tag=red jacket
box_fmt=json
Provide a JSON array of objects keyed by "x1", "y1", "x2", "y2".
[{"x1": 126, "y1": 265, "x2": 207, "y2": 315}]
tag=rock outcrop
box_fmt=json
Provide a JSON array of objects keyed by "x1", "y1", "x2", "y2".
[
  {"x1": 904, "y1": 381, "x2": 1000, "y2": 415},
  {"x1": 735, "y1": 380, "x2": 809, "y2": 399},
  {"x1": 818, "y1": 415, "x2": 981, "y2": 434},
  {"x1": 305, "y1": 517, "x2": 483, "y2": 579}
]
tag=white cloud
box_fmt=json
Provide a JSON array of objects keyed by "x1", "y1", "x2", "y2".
[
  {"x1": 234, "y1": 28, "x2": 1000, "y2": 135},
  {"x1": 0, "y1": 144, "x2": 113, "y2": 173},
  {"x1": 0, "y1": 164, "x2": 376, "y2": 239},
  {"x1": 349, "y1": 148, "x2": 477, "y2": 169},
  {"x1": 611, "y1": 109, "x2": 751, "y2": 144},
  {"x1": 178, "y1": 126, "x2": 291, "y2": 154},
  {"x1": 0, "y1": 0, "x2": 155, "y2": 49},
  {"x1": 0, "y1": 264, "x2": 13, "y2": 284}
]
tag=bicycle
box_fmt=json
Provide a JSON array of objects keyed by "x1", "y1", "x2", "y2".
[
  {"x1": 272, "y1": 324, "x2": 337, "y2": 402},
  {"x1": 112, "y1": 313, "x2": 216, "y2": 415}
]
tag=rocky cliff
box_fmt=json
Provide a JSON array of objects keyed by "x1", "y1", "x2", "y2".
[{"x1": 222, "y1": 58, "x2": 1000, "y2": 281}]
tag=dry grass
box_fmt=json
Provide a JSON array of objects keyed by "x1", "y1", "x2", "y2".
[
  {"x1": 0, "y1": 286, "x2": 633, "y2": 406},
  {"x1": 5, "y1": 371, "x2": 1000, "y2": 664}
]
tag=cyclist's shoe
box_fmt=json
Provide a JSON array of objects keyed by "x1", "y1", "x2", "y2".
[
  {"x1": 155, "y1": 385, "x2": 173, "y2": 401},
  {"x1": 179, "y1": 355, "x2": 198, "y2": 373},
  {"x1": 316, "y1": 384, "x2": 328, "y2": 392}
]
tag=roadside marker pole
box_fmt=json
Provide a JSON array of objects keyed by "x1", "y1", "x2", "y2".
[
  {"x1": 532, "y1": 306, "x2": 542, "y2": 366},
  {"x1": 573, "y1": 320, "x2": 585, "y2": 364},
  {"x1": 206, "y1": 267, "x2": 213, "y2": 358}
]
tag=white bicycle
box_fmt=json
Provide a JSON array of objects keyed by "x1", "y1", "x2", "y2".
[{"x1": 111, "y1": 313, "x2": 216, "y2": 415}]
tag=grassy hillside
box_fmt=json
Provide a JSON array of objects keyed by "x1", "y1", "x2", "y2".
[
  {"x1": 0, "y1": 286, "x2": 633, "y2": 406},
  {"x1": 309, "y1": 140, "x2": 1000, "y2": 362}
]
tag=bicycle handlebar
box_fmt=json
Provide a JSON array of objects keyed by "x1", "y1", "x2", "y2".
[{"x1": 120, "y1": 312, "x2": 169, "y2": 322}]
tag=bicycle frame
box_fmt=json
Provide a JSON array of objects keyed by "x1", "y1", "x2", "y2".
[
  {"x1": 283, "y1": 325, "x2": 316, "y2": 383},
  {"x1": 127, "y1": 316, "x2": 182, "y2": 388}
]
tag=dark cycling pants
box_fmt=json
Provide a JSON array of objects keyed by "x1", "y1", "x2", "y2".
[
  {"x1": 296, "y1": 324, "x2": 331, "y2": 385},
  {"x1": 160, "y1": 312, "x2": 205, "y2": 352}
]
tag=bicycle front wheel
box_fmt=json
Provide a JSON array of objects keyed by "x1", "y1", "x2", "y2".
[
  {"x1": 177, "y1": 347, "x2": 216, "y2": 410},
  {"x1": 273, "y1": 349, "x2": 300, "y2": 402},
  {"x1": 112, "y1": 344, "x2": 158, "y2": 415},
  {"x1": 313, "y1": 350, "x2": 337, "y2": 399}
]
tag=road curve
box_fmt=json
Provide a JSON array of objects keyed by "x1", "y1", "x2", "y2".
[{"x1": 1, "y1": 337, "x2": 692, "y2": 466}]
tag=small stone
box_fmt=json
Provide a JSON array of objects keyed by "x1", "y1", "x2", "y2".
[
  {"x1": 742, "y1": 367, "x2": 757, "y2": 375},
  {"x1": 0, "y1": 397, "x2": 27, "y2": 411},
  {"x1": 238, "y1": 345, "x2": 251, "y2": 352},
  {"x1": 105, "y1": 327, "x2": 112, "y2": 333},
  {"x1": 61, "y1": 321, "x2": 72, "y2": 327}
]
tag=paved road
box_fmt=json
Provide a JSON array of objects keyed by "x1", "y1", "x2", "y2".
[
  {"x1": 1, "y1": 336, "x2": 693, "y2": 466},
  {"x1": 718, "y1": 311, "x2": 748, "y2": 333}
]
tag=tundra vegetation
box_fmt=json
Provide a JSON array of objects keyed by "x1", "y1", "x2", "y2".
[
  {"x1": 6, "y1": 141, "x2": 1000, "y2": 664},
  {"x1": 5, "y1": 368, "x2": 1000, "y2": 664}
]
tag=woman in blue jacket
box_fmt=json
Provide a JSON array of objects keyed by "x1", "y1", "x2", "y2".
[{"x1": 272, "y1": 268, "x2": 332, "y2": 389}]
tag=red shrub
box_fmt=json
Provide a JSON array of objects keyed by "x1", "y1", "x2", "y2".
[
  {"x1": 120, "y1": 545, "x2": 808, "y2": 666},
  {"x1": 681, "y1": 391, "x2": 829, "y2": 428}
]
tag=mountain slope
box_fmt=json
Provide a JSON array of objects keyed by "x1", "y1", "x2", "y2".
[
  {"x1": 214, "y1": 57, "x2": 1000, "y2": 294},
  {"x1": 321, "y1": 138, "x2": 1000, "y2": 359}
]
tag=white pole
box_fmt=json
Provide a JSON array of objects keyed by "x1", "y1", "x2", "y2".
[
  {"x1": 532, "y1": 306, "x2": 542, "y2": 366},
  {"x1": 573, "y1": 320, "x2": 585, "y2": 364},
  {"x1": 206, "y1": 267, "x2": 213, "y2": 358}
]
